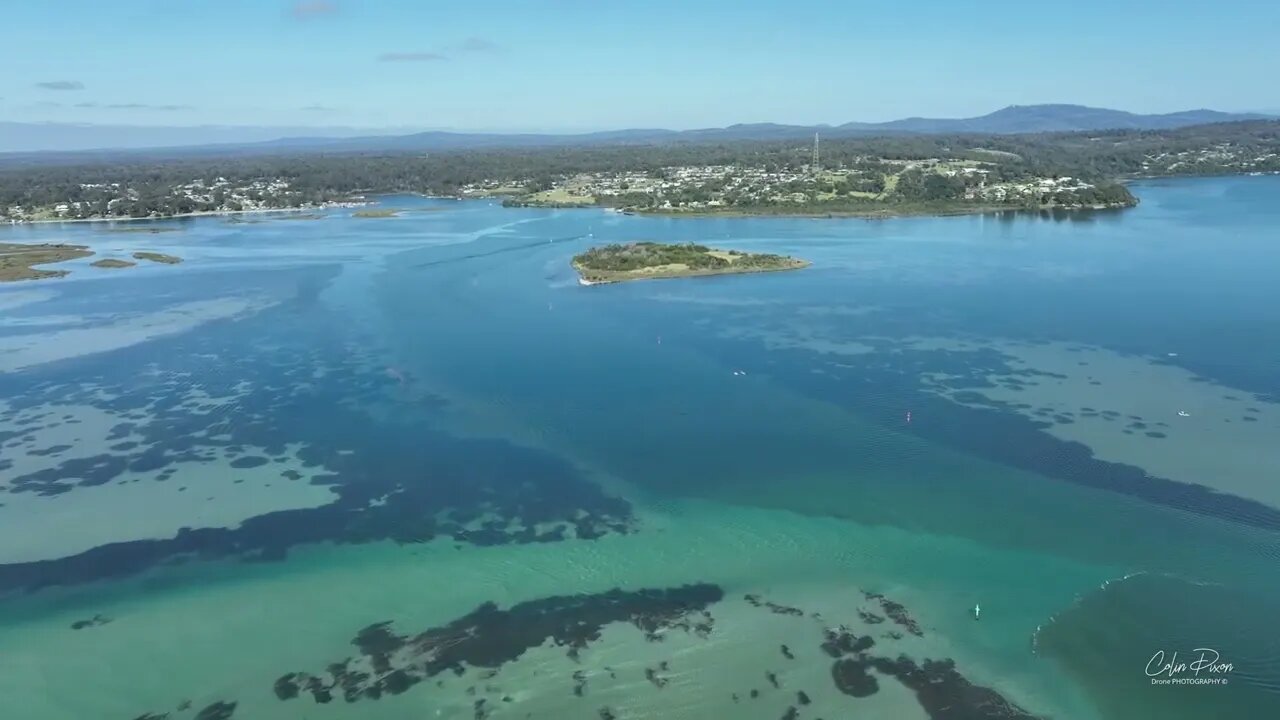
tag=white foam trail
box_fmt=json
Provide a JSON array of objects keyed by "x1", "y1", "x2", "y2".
[{"x1": 1031, "y1": 571, "x2": 1224, "y2": 654}]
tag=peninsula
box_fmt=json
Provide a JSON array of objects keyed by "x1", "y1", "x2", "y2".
[
  {"x1": 503, "y1": 159, "x2": 1137, "y2": 217},
  {"x1": 0, "y1": 242, "x2": 92, "y2": 281},
  {"x1": 572, "y1": 242, "x2": 809, "y2": 285}
]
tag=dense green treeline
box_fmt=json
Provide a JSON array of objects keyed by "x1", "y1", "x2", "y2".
[
  {"x1": 575, "y1": 242, "x2": 730, "y2": 272},
  {"x1": 571, "y1": 242, "x2": 803, "y2": 284}
]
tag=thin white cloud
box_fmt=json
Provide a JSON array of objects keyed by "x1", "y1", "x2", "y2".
[
  {"x1": 455, "y1": 37, "x2": 501, "y2": 53},
  {"x1": 65, "y1": 102, "x2": 192, "y2": 111},
  {"x1": 290, "y1": 1, "x2": 336, "y2": 19},
  {"x1": 114, "y1": 103, "x2": 191, "y2": 111},
  {"x1": 378, "y1": 51, "x2": 449, "y2": 62},
  {"x1": 36, "y1": 81, "x2": 84, "y2": 91}
]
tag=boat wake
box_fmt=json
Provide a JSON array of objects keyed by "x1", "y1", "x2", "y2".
[
  {"x1": 1030, "y1": 571, "x2": 1218, "y2": 655},
  {"x1": 412, "y1": 233, "x2": 590, "y2": 269},
  {"x1": 1032, "y1": 571, "x2": 1280, "y2": 715}
]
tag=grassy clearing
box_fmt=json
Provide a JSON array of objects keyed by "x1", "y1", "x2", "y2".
[
  {"x1": 529, "y1": 188, "x2": 597, "y2": 206},
  {"x1": 971, "y1": 148, "x2": 1024, "y2": 161}
]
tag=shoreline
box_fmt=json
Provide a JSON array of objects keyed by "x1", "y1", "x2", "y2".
[
  {"x1": 5, "y1": 194, "x2": 1139, "y2": 228},
  {"x1": 11, "y1": 202, "x2": 366, "y2": 224},
  {"x1": 9, "y1": 191, "x2": 1143, "y2": 227},
  {"x1": 507, "y1": 201, "x2": 1136, "y2": 221},
  {"x1": 573, "y1": 259, "x2": 811, "y2": 286},
  {"x1": 629, "y1": 201, "x2": 1135, "y2": 219}
]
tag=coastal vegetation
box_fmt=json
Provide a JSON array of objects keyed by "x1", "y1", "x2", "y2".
[
  {"x1": 132, "y1": 251, "x2": 182, "y2": 264},
  {"x1": 90, "y1": 258, "x2": 136, "y2": 269},
  {"x1": 572, "y1": 242, "x2": 808, "y2": 284},
  {"x1": 0, "y1": 242, "x2": 92, "y2": 281},
  {"x1": 1, "y1": 120, "x2": 1276, "y2": 222},
  {"x1": 0, "y1": 243, "x2": 185, "y2": 281}
]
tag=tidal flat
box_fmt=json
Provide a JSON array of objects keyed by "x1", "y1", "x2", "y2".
[{"x1": 0, "y1": 242, "x2": 92, "y2": 281}]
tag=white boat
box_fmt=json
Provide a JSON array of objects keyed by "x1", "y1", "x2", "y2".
[
  {"x1": 1178, "y1": 411, "x2": 1190, "y2": 417},
  {"x1": 973, "y1": 603, "x2": 981, "y2": 620}
]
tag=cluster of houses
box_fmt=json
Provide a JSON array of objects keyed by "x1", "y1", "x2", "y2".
[
  {"x1": 461, "y1": 159, "x2": 1123, "y2": 211},
  {"x1": 4, "y1": 177, "x2": 308, "y2": 222},
  {"x1": 1142, "y1": 143, "x2": 1279, "y2": 174},
  {"x1": 467, "y1": 164, "x2": 849, "y2": 209},
  {"x1": 970, "y1": 175, "x2": 1095, "y2": 202}
]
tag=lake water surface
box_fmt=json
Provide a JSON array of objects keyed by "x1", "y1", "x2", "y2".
[{"x1": 1, "y1": 177, "x2": 1278, "y2": 720}]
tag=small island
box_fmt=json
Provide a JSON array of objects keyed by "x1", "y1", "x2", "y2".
[
  {"x1": 352, "y1": 208, "x2": 401, "y2": 218},
  {"x1": 572, "y1": 242, "x2": 809, "y2": 285},
  {"x1": 91, "y1": 258, "x2": 137, "y2": 269},
  {"x1": 0, "y1": 242, "x2": 93, "y2": 282},
  {"x1": 132, "y1": 251, "x2": 183, "y2": 265}
]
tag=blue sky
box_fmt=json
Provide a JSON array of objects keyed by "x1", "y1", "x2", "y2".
[{"x1": 3, "y1": 0, "x2": 1278, "y2": 131}]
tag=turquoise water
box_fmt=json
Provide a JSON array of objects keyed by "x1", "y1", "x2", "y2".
[{"x1": 0, "y1": 177, "x2": 1277, "y2": 719}]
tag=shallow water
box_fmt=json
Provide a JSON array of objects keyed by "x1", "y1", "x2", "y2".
[{"x1": 1, "y1": 179, "x2": 1278, "y2": 719}]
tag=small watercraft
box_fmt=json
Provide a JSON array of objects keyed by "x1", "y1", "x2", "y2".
[
  {"x1": 973, "y1": 603, "x2": 981, "y2": 620},
  {"x1": 1177, "y1": 410, "x2": 1190, "y2": 417}
]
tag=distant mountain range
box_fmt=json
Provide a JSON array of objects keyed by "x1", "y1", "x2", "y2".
[
  {"x1": 2, "y1": 105, "x2": 1273, "y2": 156},
  {"x1": 839, "y1": 105, "x2": 1271, "y2": 134}
]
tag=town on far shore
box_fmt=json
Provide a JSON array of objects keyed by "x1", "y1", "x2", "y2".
[
  {"x1": 482, "y1": 152, "x2": 1136, "y2": 216},
  {"x1": 4, "y1": 177, "x2": 360, "y2": 223},
  {"x1": 2, "y1": 120, "x2": 1278, "y2": 223}
]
